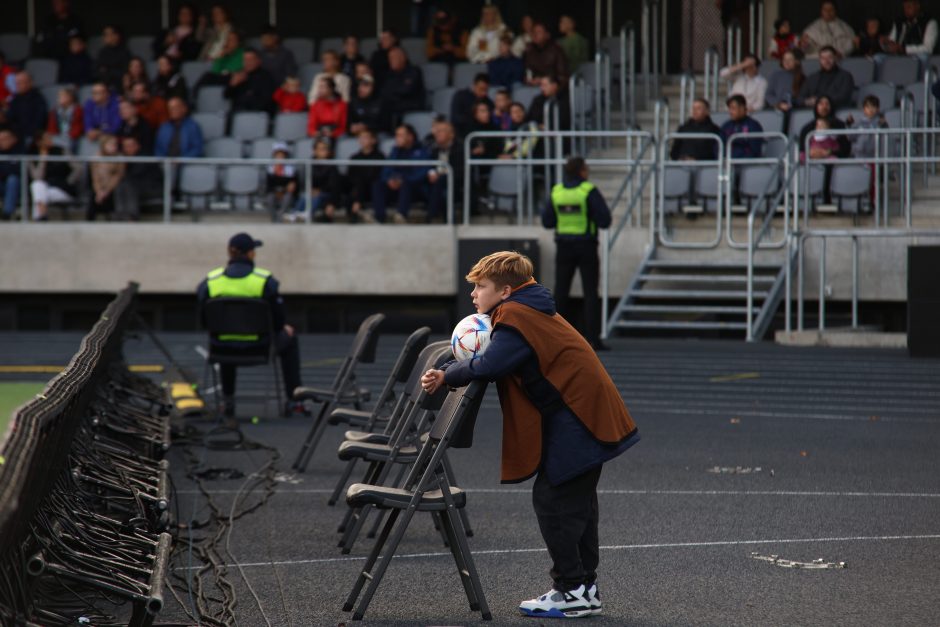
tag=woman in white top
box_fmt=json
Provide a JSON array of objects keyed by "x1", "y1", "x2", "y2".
[
  {"x1": 309, "y1": 50, "x2": 352, "y2": 103},
  {"x1": 512, "y1": 15, "x2": 534, "y2": 58},
  {"x1": 199, "y1": 4, "x2": 233, "y2": 61},
  {"x1": 719, "y1": 54, "x2": 768, "y2": 113},
  {"x1": 467, "y1": 5, "x2": 510, "y2": 64}
]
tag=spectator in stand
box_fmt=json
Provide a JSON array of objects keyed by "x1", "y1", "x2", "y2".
[
  {"x1": 524, "y1": 22, "x2": 569, "y2": 85},
  {"x1": 500, "y1": 102, "x2": 539, "y2": 159},
  {"x1": 311, "y1": 50, "x2": 352, "y2": 103},
  {"x1": 154, "y1": 97, "x2": 204, "y2": 157},
  {"x1": 59, "y1": 33, "x2": 94, "y2": 86},
  {"x1": 0, "y1": 53, "x2": 14, "y2": 104},
  {"x1": 855, "y1": 18, "x2": 887, "y2": 57},
  {"x1": 265, "y1": 142, "x2": 299, "y2": 216},
  {"x1": 114, "y1": 135, "x2": 161, "y2": 220},
  {"x1": 353, "y1": 61, "x2": 372, "y2": 86},
  {"x1": 513, "y1": 15, "x2": 535, "y2": 58},
  {"x1": 719, "y1": 94, "x2": 764, "y2": 159},
  {"x1": 122, "y1": 57, "x2": 150, "y2": 97},
  {"x1": 0, "y1": 127, "x2": 24, "y2": 219},
  {"x1": 96, "y1": 25, "x2": 131, "y2": 92},
  {"x1": 273, "y1": 76, "x2": 307, "y2": 113},
  {"x1": 35, "y1": 0, "x2": 84, "y2": 61},
  {"x1": 425, "y1": 119, "x2": 462, "y2": 223},
  {"x1": 488, "y1": 35, "x2": 525, "y2": 89},
  {"x1": 87, "y1": 134, "x2": 124, "y2": 220},
  {"x1": 799, "y1": 1, "x2": 855, "y2": 58},
  {"x1": 293, "y1": 137, "x2": 342, "y2": 223},
  {"x1": 200, "y1": 31, "x2": 244, "y2": 88},
  {"x1": 670, "y1": 98, "x2": 721, "y2": 161},
  {"x1": 769, "y1": 18, "x2": 798, "y2": 60},
  {"x1": 467, "y1": 5, "x2": 510, "y2": 64},
  {"x1": 370, "y1": 28, "x2": 400, "y2": 88},
  {"x1": 765, "y1": 49, "x2": 805, "y2": 113},
  {"x1": 259, "y1": 25, "x2": 298, "y2": 86},
  {"x1": 340, "y1": 36, "x2": 365, "y2": 78},
  {"x1": 46, "y1": 86, "x2": 83, "y2": 152},
  {"x1": 720, "y1": 53, "x2": 768, "y2": 113},
  {"x1": 469, "y1": 100, "x2": 501, "y2": 161},
  {"x1": 372, "y1": 123, "x2": 429, "y2": 223},
  {"x1": 224, "y1": 48, "x2": 276, "y2": 115},
  {"x1": 797, "y1": 45, "x2": 854, "y2": 109},
  {"x1": 200, "y1": 4, "x2": 234, "y2": 62},
  {"x1": 130, "y1": 82, "x2": 168, "y2": 130},
  {"x1": 116, "y1": 98, "x2": 153, "y2": 153},
  {"x1": 557, "y1": 15, "x2": 589, "y2": 71},
  {"x1": 379, "y1": 47, "x2": 426, "y2": 119},
  {"x1": 307, "y1": 77, "x2": 348, "y2": 139},
  {"x1": 345, "y1": 127, "x2": 383, "y2": 223},
  {"x1": 845, "y1": 95, "x2": 888, "y2": 158},
  {"x1": 153, "y1": 56, "x2": 188, "y2": 102},
  {"x1": 348, "y1": 75, "x2": 388, "y2": 135},
  {"x1": 798, "y1": 95, "x2": 850, "y2": 159},
  {"x1": 451, "y1": 73, "x2": 493, "y2": 137},
  {"x1": 804, "y1": 117, "x2": 841, "y2": 162},
  {"x1": 426, "y1": 9, "x2": 468, "y2": 66},
  {"x1": 29, "y1": 130, "x2": 76, "y2": 220},
  {"x1": 153, "y1": 3, "x2": 202, "y2": 62},
  {"x1": 83, "y1": 82, "x2": 121, "y2": 140},
  {"x1": 492, "y1": 89, "x2": 512, "y2": 130},
  {"x1": 528, "y1": 75, "x2": 571, "y2": 130},
  {"x1": 886, "y1": 0, "x2": 938, "y2": 56},
  {"x1": 5, "y1": 73, "x2": 48, "y2": 149}
]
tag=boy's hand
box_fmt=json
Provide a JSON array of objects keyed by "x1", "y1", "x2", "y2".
[{"x1": 421, "y1": 369, "x2": 445, "y2": 394}]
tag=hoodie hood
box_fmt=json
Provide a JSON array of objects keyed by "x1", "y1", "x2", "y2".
[{"x1": 501, "y1": 281, "x2": 556, "y2": 316}]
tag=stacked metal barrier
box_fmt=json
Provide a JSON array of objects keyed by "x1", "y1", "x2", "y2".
[{"x1": 0, "y1": 283, "x2": 172, "y2": 626}]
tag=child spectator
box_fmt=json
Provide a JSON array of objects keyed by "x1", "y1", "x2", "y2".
[
  {"x1": 806, "y1": 117, "x2": 841, "y2": 161},
  {"x1": 557, "y1": 15, "x2": 589, "y2": 71},
  {"x1": 492, "y1": 89, "x2": 512, "y2": 130},
  {"x1": 46, "y1": 87, "x2": 84, "y2": 152},
  {"x1": 83, "y1": 81, "x2": 121, "y2": 140},
  {"x1": 273, "y1": 76, "x2": 307, "y2": 113},
  {"x1": 266, "y1": 142, "x2": 299, "y2": 217},
  {"x1": 348, "y1": 75, "x2": 387, "y2": 135},
  {"x1": 59, "y1": 34, "x2": 95, "y2": 86},
  {"x1": 846, "y1": 95, "x2": 888, "y2": 158},
  {"x1": 769, "y1": 18, "x2": 798, "y2": 60},
  {"x1": 421, "y1": 250, "x2": 638, "y2": 619},
  {"x1": 488, "y1": 35, "x2": 525, "y2": 89},
  {"x1": 426, "y1": 9, "x2": 468, "y2": 66},
  {"x1": 345, "y1": 127, "x2": 384, "y2": 223},
  {"x1": 293, "y1": 137, "x2": 342, "y2": 223},
  {"x1": 307, "y1": 77, "x2": 348, "y2": 139},
  {"x1": 854, "y1": 18, "x2": 886, "y2": 57},
  {"x1": 28, "y1": 130, "x2": 77, "y2": 220},
  {"x1": 87, "y1": 134, "x2": 124, "y2": 220}
]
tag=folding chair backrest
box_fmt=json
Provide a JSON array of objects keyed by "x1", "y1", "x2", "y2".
[
  {"x1": 453, "y1": 63, "x2": 487, "y2": 89},
  {"x1": 857, "y1": 83, "x2": 897, "y2": 109},
  {"x1": 403, "y1": 341, "x2": 451, "y2": 395},
  {"x1": 284, "y1": 37, "x2": 315, "y2": 63},
  {"x1": 878, "y1": 56, "x2": 919, "y2": 87},
  {"x1": 422, "y1": 63, "x2": 449, "y2": 93},
  {"x1": 351, "y1": 313, "x2": 385, "y2": 364},
  {"x1": 429, "y1": 380, "x2": 488, "y2": 449},
  {"x1": 391, "y1": 327, "x2": 432, "y2": 383},
  {"x1": 662, "y1": 167, "x2": 691, "y2": 199},
  {"x1": 417, "y1": 347, "x2": 454, "y2": 411}
]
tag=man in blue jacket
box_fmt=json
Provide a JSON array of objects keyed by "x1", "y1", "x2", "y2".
[
  {"x1": 371, "y1": 123, "x2": 429, "y2": 223},
  {"x1": 154, "y1": 97, "x2": 204, "y2": 158},
  {"x1": 719, "y1": 94, "x2": 764, "y2": 159},
  {"x1": 542, "y1": 157, "x2": 612, "y2": 351}
]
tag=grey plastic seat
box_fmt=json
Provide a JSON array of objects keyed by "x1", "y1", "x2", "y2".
[
  {"x1": 841, "y1": 57, "x2": 875, "y2": 88},
  {"x1": 273, "y1": 112, "x2": 308, "y2": 141},
  {"x1": 179, "y1": 164, "x2": 218, "y2": 209},
  {"x1": 788, "y1": 109, "x2": 815, "y2": 140},
  {"x1": 250, "y1": 137, "x2": 278, "y2": 159},
  {"x1": 695, "y1": 166, "x2": 721, "y2": 212},
  {"x1": 802, "y1": 58, "x2": 821, "y2": 76},
  {"x1": 360, "y1": 37, "x2": 379, "y2": 58},
  {"x1": 77, "y1": 137, "x2": 99, "y2": 157},
  {"x1": 759, "y1": 61, "x2": 779, "y2": 80},
  {"x1": 400, "y1": 37, "x2": 427, "y2": 65},
  {"x1": 222, "y1": 165, "x2": 262, "y2": 209},
  {"x1": 86, "y1": 35, "x2": 104, "y2": 58},
  {"x1": 231, "y1": 111, "x2": 270, "y2": 142},
  {"x1": 379, "y1": 136, "x2": 396, "y2": 156},
  {"x1": 77, "y1": 84, "x2": 94, "y2": 104},
  {"x1": 511, "y1": 85, "x2": 541, "y2": 110},
  {"x1": 403, "y1": 111, "x2": 435, "y2": 140},
  {"x1": 452, "y1": 63, "x2": 487, "y2": 89},
  {"x1": 25, "y1": 59, "x2": 59, "y2": 88},
  {"x1": 739, "y1": 165, "x2": 781, "y2": 209},
  {"x1": 40, "y1": 84, "x2": 65, "y2": 109},
  {"x1": 127, "y1": 35, "x2": 153, "y2": 60},
  {"x1": 802, "y1": 165, "x2": 827, "y2": 210},
  {"x1": 661, "y1": 166, "x2": 691, "y2": 214},
  {"x1": 192, "y1": 112, "x2": 226, "y2": 141},
  {"x1": 830, "y1": 164, "x2": 871, "y2": 213},
  {"x1": 422, "y1": 63, "x2": 448, "y2": 93},
  {"x1": 318, "y1": 37, "x2": 343, "y2": 56},
  {"x1": 299, "y1": 62, "x2": 324, "y2": 92},
  {"x1": 857, "y1": 83, "x2": 897, "y2": 109},
  {"x1": 762, "y1": 136, "x2": 789, "y2": 158},
  {"x1": 486, "y1": 165, "x2": 524, "y2": 213},
  {"x1": 284, "y1": 37, "x2": 315, "y2": 63},
  {"x1": 335, "y1": 136, "x2": 360, "y2": 175},
  {"x1": 877, "y1": 56, "x2": 920, "y2": 86},
  {"x1": 196, "y1": 85, "x2": 228, "y2": 112},
  {"x1": 181, "y1": 61, "x2": 211, "y2": 88},
  {"x1": 0, "y1": 33, "x2": 31, "y2": 62},
  {"x1": 205, "y1": 137, "x2": 242, "y2": 159},
  {"x1": 431, "y1": 87, "x2": 457, "y2": 116},
  {"x1": 294, "y1": 137, "x2": 315, "y2": 160},
  {"x1": 751, "y1": 109, "x2": 784, "y2": 133},
  {"x1": 710, "y1": 111, "x2": 730, "y2": 128}
]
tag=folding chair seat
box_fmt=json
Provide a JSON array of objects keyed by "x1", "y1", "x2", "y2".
[
  {"x1": 231, "y1": 111, "x2": 270, "y2": 142},
  {"x1": 511, "y1": 85, "x2": 541, "y2": 110},
  {"x1": 181, "y1": 61, "x2": 211, "y2": 88},
  {"x1": 343, "y1": 431, "x2": 393, "y2": 445},
  {"x1": 347, "y1": 484, "x2": 467, "y2": 510},
  {"x1": 338, "y1": 440, "x2": 420, "y2": 463},
  {"x1": 695, "y1": 166, "x2": 721, "y2": 212},
  {"x1": 662, "y1": 166, "x2": 691, "y2": 213},
  {"x1": 431, "y1": 86, "x2": 457, "y2": 116}
]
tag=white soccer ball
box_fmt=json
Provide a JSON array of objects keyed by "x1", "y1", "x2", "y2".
[{"x1": 451, "y1": 313, "x2": 492, "y2": 361}]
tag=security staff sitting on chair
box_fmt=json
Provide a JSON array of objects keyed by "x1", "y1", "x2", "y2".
[
  {"x1": 541, "y1": 156, "x2": 612, "y2": 351},
  {"x1": 196, "y1": 232, "x2": 306, "y2": 417}
]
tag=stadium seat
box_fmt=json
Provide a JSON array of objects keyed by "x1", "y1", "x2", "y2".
[
  {"x1": 196, "y1": 85, "x2": 228, "y2": 112},
  {"x1": 787, "y1": 109, "x2": 815, "y2": 140},
  {"x1": 485, "y1": 164, "x2": 523, "y2": 214},
  {"x1": 751, "y1": 109, "x2": 784, "y2": 133},
  {"x1": 799, "y1": 164, "x2": 827, "y2": 212},
  {"x1": 400, "y1": 37, "x2": 427, "y2": 64},
  {"x1": 422, "y1": 63, "x2": 448, "y2": 94},
  {"x1": 273, "y1": 112, "x2": 308, "y2": 142},
  {"x1": 146, "y1": 60, "x2": 158, "y2": 80},
  {"x1": 759, "y1": 61, "x2": 779, "y2": 80},
  {"x1": 695, "y1": 166, "x2": 721, "y2": 213},
  {"x1": 222, "y1": 165, "x2": 262, "y2": 210},
  {"x1": 231, "y1": 111, "x2": 270, "y2": 142},
  {"x1": 360, "y1": 37, "x2": 379, "y2": 59},
  {"x1": 841, "y1": 57, "x2": 875, "y2": 88},
  {"x1": 284, "y1": 37, "x2": 315, "y2": 63},
  {"x1": 192, "y1": 112, "x2": 226, "y2": 141},
  {"x1": 431, "y1": 87, "x2": 457, "y2": 116},
  {"x1": 661, "y1": 166, "x2": 691, "y2": 213},
  {"x1": 878, "y1": 56, "x2": 920, "y2": 86},
  {"x1": 903, "y1": 84, "x2": 930, "y2": 123},
  {"x1": 86, "y1": 35, "x2": 104, "y2": 58},
  {"x1": 293, "y1": 137, "x2": 315, "y2": 159},
  {"x1": 24, "y1": 59, "x2": 59, "y2": 88},
  {"x1": 857, "y1": 82, "x2": 897, "y2": 109},
  {"x1": 453, "y1": 63, "x2": 487, "y2": 89},
  {"x1": 837, "y1": 108, "x2": 863, "y2": 124},
  {"x1": 250, "y1": 137, "x2": 278, "y2": 159},
  {"x1": 738, "y1": 164, "x2": 781, "y2": 211},
  {"x1": 40, "y1": 84, "x2": 64, "y2": 109},
  {"x1": 830, "y1": 164, "x2": 870, "y2": 213},
  {"x1": 299, "y1": 62, "x2": 324, "y2": 91},
  {"x1": 0, "y1": 33, "x2": 31, "y2": 63},
  {"x1": 78, "y1": 84, "x2": 94, "y2": 103},
  {"x1": 318, "y1": 37, "x2": 343, "y2": 57},
  {"x1": 334, "y1": 136, "x2": 360, "y2": 174},
  {"x1": 379, "y1": 136, "x2": 396, "y2": 156},
  {"x1": 403, "y1": 111, "x2": 435, "y2": 141},
  {"x1": 181, "y1": 61, "x2": 211, "y2": 89},
  {"x1": 205, "y1": 137, "x2": 243, "y2": 159},
  {"x1": 77, "y1": 137, "x2": 99, "y2": 157},
  {"x1": 179, "y1": 164, "x2": 218, "y2": 210},
  {"x1": 762, "y1": 135, "x2": 789, "y2": 159},
  {"x1": 127, "y1": 35, "x2": 153, "y2": 60},
  {"x1": 710, "y1": 111, "x2": 730, "y2": 128},
  {"x1": 802, "y1": 58, "x2": 821, "y2": 76},
  {"x1": 511, "y1": 85, "x2": 540, "y2": 110}
]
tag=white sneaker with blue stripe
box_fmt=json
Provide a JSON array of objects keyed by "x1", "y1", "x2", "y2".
[
  {"x1": 586, "y1": 583, "x2": 602, "y2": 615},
  {"x1": 518, "y1": 584, "x2": 593, "y2": 618}
]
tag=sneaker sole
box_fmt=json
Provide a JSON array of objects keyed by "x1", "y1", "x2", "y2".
[{"x1": 519, "y1": 607, "x2": 593, "y2": 618}]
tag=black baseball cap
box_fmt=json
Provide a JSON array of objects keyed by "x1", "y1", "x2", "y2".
[{"x1": 229, "y1": 232, "x2": 263, "y2": 253}]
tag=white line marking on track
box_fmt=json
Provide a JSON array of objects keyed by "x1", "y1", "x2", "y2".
[
  {"x1": 174, "y1": 488, "x2": 940, "y2": 498},
  {"x1": 172, "y1": 533, "x2": 940, "y2": 571},
  {"x1": 632, "y1": 404, "x2": 939, "y2": 424}
]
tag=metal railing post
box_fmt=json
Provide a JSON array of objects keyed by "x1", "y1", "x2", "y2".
[
  {"x1": 601, "y1": 228, "x2": 610, "y2": 339},
  {"x1": 463, "y1": 139, "x2": 472, "y2": 224},
  {"x1": 162, "y1": 159, "x2": 172, "y2": 223},
  {"x1": 19, "y1": 160, "x2": 28, "y2": 222},
  {"x1": 851, "y1": 235, "x2": 859, "y2": 328},
  {"x1": 304, "y1": 160, "x2": 313, "y2": 222},
  {"x1": 785, "y1": 234, "x2": 792, "y2": 333},
  {"x1": 797, "y1": 234, "x2": 804, "y2": 331},
  {"x1": 641, "y1": 1, "x2": 651, "y2": 106},
  {"x1": 818, "y1": 236, "x2": 826, "y2": 331}
]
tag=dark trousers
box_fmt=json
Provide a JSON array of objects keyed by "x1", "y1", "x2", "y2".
[
  {"x1": 371, "y1": 179, "x2": 427, "y2": 222},
  {"x1": 220, "y1": 329, "x2": 302, "y2": 399},
  {"x1": 554, "y1": 239, "x2": 601, "y2": 346},
  {"x1": 86, "y1": 193, "x2": 114, "y2": 220},
  {"x1": 532, "y1": 465, "x2": 602, "y2": 592}
]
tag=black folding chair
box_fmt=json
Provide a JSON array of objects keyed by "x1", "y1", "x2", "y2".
[
  {"x1": 325, "y1": 327, "x2": 432, "y2": 506},
  {"x1": 343, "y1": 381, "x2": 491, "y2": 622},
  {"x1": 292, "y1": 313, "x2": 384, "y2": 472},
  {"x1": 201, "y1": 297, "x2": 283, "y2": 418}
]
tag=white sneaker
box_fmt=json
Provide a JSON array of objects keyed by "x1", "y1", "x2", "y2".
[
  {"x1": 518, "y1": 584, "x2": 592, "y2": 618},
  {"x1": 586, "y1": 583, "x2": 602, "y2": 615}
]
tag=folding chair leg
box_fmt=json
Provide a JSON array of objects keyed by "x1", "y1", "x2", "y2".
[
  {"x1": 328, "y1": 458, "x2": 359, "y2": 506},
  {"x1": 431, "y1": 511, "x2": 451, "y2": 548},
  {"x1": 442, "y1": 454, "x2": 473, "y2": 537},
  {"x1": 366, "y1": 463, "x2": 408, "y2": 539},
  {"x1": 438, "y1": 508, "x2": 480, "y2": 612},
  {"x1": 339, "y1": 504, "x2": 372, "y2": 553},
  {"x1": 349, "y1": 506, "x2": 417, "y2": 621},
  {"x1": 446, "y1": 501, "x2": 492, "y2": 620},
  {"x1": 272, "y1": 344, "x2": 284, "y2": 417},
  {"x1": 292, "y1": 401, "x2": 331, "y2": 472}
]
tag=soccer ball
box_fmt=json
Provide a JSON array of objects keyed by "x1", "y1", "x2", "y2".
[{"x1": 451, "y1": 313, "x2": 492, "y2": 361}]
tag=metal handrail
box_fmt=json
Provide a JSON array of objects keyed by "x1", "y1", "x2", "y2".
[
  {"x1": 652, "y1": 98, "x2": 670, "y2": 141},
  {"x1": 725, "y1": 131, "x2": 790, "y2": 249},
  {"x1": 703, "y1": 46, "x2": 720, "y2": 109},
  {"x1": 726, "y1": 19, "x2": 742, "y2": 78},
  {"x1": 679, "y1": 72, "x2": 696, "y2": 129},
  {"x1": 607, "y1": 135, "x2": 657, "y2": 246},
  {"x1": 619, "y1": 21, "x2": 637, "y2": 129},
  {"x1": 641, "y1": 0, "x2": 662, "y2": 106},
  {"x1": 748, "y1": 0, "x2": 764, "y2": 60},
  {"x1": 923, "y1": 66, "x2": 938, "y2": 181},
  {"x1": 656, "y1": 132, "x2": 724, "y2": 249}
]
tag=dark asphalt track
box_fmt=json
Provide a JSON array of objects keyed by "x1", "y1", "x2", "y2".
[{"x1": 2, "y1": 331, "x2": 939, "y2": 626}]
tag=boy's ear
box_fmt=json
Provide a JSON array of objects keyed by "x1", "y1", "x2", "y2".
[{"x1": 499, "y1": 284, "x2": 512, "y2": 300}]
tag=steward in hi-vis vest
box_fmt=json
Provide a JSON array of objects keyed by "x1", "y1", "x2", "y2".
[
  {"x1": 196, "y1": 232, "x2": 306, "y2": 418},
  {"x1": 542, "y1": 156, "x2": 612, "y2": 351}
]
